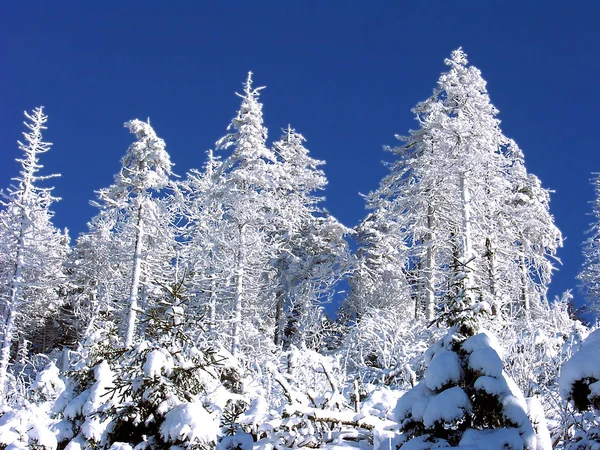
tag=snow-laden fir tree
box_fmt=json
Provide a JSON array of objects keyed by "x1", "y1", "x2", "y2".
[
  {"x1": 360, "y1": 48, "x2": 561, "y2": 323},
  {"x1": 393, "y1": 247, "x2": 550, "y2": 449},
  {"x1": 208, "y1": 72, "x2": 280, "y2": 359},
  {"x1": 0, "y1": 107, "x2": 69, "y2": 401},
  {"x1": 269, "y1": 126, "x2": 349, "y2": 349},
  {"x1": 87, "y1": 119, "x2": 174, "y2": 347},
  {"x1": 344, "y1": 211, "x2": 411, "y2": 321},
  {"x1": 194, "y1": 73, "x2": 348, "y2": 360},
  {"x1": 577, "y1": 173, "x2": 600, "y2": 317}
]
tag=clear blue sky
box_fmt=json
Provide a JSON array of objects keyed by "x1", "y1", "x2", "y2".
[{"x1": 1, "y1": 2, "x2": 598, "y2": 309}]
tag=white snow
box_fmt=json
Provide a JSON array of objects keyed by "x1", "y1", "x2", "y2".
[
  {"x1": 526, "y1": 397, "x2": 552, "y2": 450},
  {"x1": 143, "y1": 349, "x2": 173, "y2": 378},
  {"x1": 468, "y1": 348, "x2": 503, "y2": 377},
  {"x1": 422, "y1": 386, "x2": 472, "y2": 428},
  {"x1": 160, "y1": 402, "x2": 218, "y2": 446},
  {"x1": 424, "y1": 350, "x2": 463, "y2": 390},
  {"x1": 459, "y1": 428, "x2": 523, "y2": 450},
  {"x1": 394, "y1": 382, "x2": 433, "y2": 422},
  {"x1": 219, "y1": 433, "x2": 254, "y2": 450},
  {"x1": 462, "y1": 331, "x2": 503, "y2": 359}
]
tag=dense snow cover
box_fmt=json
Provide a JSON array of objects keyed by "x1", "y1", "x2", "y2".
[{"x1": 0, "y1": 50, "x2": 592, "y2": 450}]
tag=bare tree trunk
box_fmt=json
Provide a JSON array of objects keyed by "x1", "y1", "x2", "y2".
[
  {"x1": 274, "y1": 288, "x2": 285, "y2": 346},
  {"x1": 208, "y1": 273, "x2": 217, "y2": 335},
  {"x1": 519, "y1": 244, "x2": 530, "y2": 313},
  {"x1": 486, "y1": 237, "x2": 498, "y2": 314}
]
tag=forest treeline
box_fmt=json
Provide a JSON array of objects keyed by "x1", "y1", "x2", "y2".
[{"x1": 0, "y1": 49, "x2": 599, "y2": 449}]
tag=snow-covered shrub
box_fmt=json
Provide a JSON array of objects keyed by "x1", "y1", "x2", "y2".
[
  {"x1": 342, "y1": 307, "x2": 441, "y2": 389},
  {"x1": 490, "y1": 295, "x2": 591, "y2": 444},
  {"x1": 558, "y1": 328, "x2": 600, "y2": 450},
  {"x1": 54, "y1": 305, "x2": 243, "y2": 450},
  {"x1": 394, "y1": 325, "x2": 547, "y2": 449},
  {"x1": 232, "y1": 347, "x2": 397, "y2": 449},
  {"x1": 0, "y1": 362, "x2": 66, "y2": 450}
]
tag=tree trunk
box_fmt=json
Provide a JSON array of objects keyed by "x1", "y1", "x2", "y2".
[
  {"x1": 208, "y1": 272, "x2": 217, "y2": 336},
  {"x1": 0, "y1": 214, "x2": 27, "y2": 399},
  {"x1": 519, "y1": 244, "x2": 530, "y2": 313},
  {"x1": 274, "y1": 274, "x2": 287, "y2": 346},
  {"x1": 231, "y1": 224, "x2": 245, "y2": 356},
  {"x1": 424, "y1": 205, "x2": 435, "y2": 321},
  {"x1": 486, "y1": 237, "x2": 498, "y2": 312},
  {"x1": 125, "y1": 201, "x2": 144, "y2": 347},
  {"x1": 459, "y1": 172, "x2": 475, "y2": 299}
]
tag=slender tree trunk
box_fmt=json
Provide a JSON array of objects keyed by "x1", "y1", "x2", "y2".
[
  {"x1": 459, "y1": 172, "x2": 475, "y2": 297},
  {"x1": 208, "y1": 272, "x2": 217, "y2": 335},
  {"x1": 486, "y1": 237, "x2": 498, "y2": 312},
  {"x1": 519, "y1": 244, "x2": 530, "y2": 313},
  {"x1": 231, "y1": 224, "x2": 245, "y2": 356},
  {"x1": 274, "y1": 288, "x2": 285, "y2": 346},
  {"x1": 411, "y1": 262, "x2": 421, "y2": 319},
  {"x1": 424, "y1": 205, "x2": 435, "y2": 321},
  {"x1": 125, "y1": 201, "x2": 144, "y2": 347},
  {"x1": 0, "y1": 216, "x2": 27, "y2": 399}
]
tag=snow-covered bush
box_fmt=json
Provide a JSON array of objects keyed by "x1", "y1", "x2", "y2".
[
  {"x1": 394, "y1": 325, "x2": 548, "y2": 449},
  {"x1": 0, "y1": 362, "x2": 66, "y2": 449},
  {"x1": 490, "y1": 296, "x2": 590, "y2": 445},
  {"x1": 558, "y1": 328, "x2": 600, "y2": 450},
  {"x1": 50, "y1": 303, "x2": 243, "y2": 449},
  {"x1": 342, "y1": 307, "x2": 442, "y2": 389}
]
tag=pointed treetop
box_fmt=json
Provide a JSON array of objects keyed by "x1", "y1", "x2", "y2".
[
  {"x1": 117, "y1": 119, "x2": 173, "y2": 191},
  {"x1": 447, "y1": 47, "x2": 468, "y2": 67},
  {"x1": 237, "y1": 71, "x2": 265, "y2": 100}
]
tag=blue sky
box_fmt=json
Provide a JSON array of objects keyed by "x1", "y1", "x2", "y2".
[{"x1": 1, "y1": 2, "x2": 598, "y2": 309}]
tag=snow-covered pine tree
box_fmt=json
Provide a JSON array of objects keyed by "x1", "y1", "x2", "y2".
[
  {"x1": 269, "y1": 126, "x2": 349, "y2": 349},
  {"x1": 394, "y1": 261, "x2": 550, "y2": 449},
  {"x1": 345, "y1": 210, "x2": 411, "y2": 321},
  {"x1": 0, "y1": 107, "x2": 69, "y2": 401},
  {"x1": 88, "y1": 119, "x2": 174, "y2": 347},
  {"x1": 362, "y1": 48, "x2": 560, "y2": 323},
  {"x1": 577, "y1": 173, "x2": 600, "y2": 317},
  {"x1": 210, "y1": 72, "x2": 281, "y2": 359}
]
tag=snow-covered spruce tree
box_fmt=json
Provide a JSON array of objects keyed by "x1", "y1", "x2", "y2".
[
  {"x1": 393, "y1": 166, "x2": 549, "y2": 450},
  {"x1": 361, "y1": 48, "x2": 560, "y2": 323},
  {"x1": 0, "y1": 107, "x2": 69, "y2": 401},
  {"x1": 49, "y1": 279, "x2": 242, "y2": 450},
  {"x1": 88, "y1": 119, "x2": 174, "y2": 347},
  {"x1": 201, "y1": 73, "x2": 348, "y2": 360},
  {"x1": 269, "y1": 126, "x2": 349, "y2": 349},
  {"x1": 558, "y1": 328, "x2": 600, "y2": 449},
  {"x1": 394, "y1": 279, "x2": 550, "y2": 449},
  {"x1": 577, "y1": 173, "x2": 600, "y2": 316},
  {"x1": 344, "y1": 210, "x2": 412, "y2": 321},
  {"x1": 206, "y1": 72, "x2": 280, "y2": 360}
]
